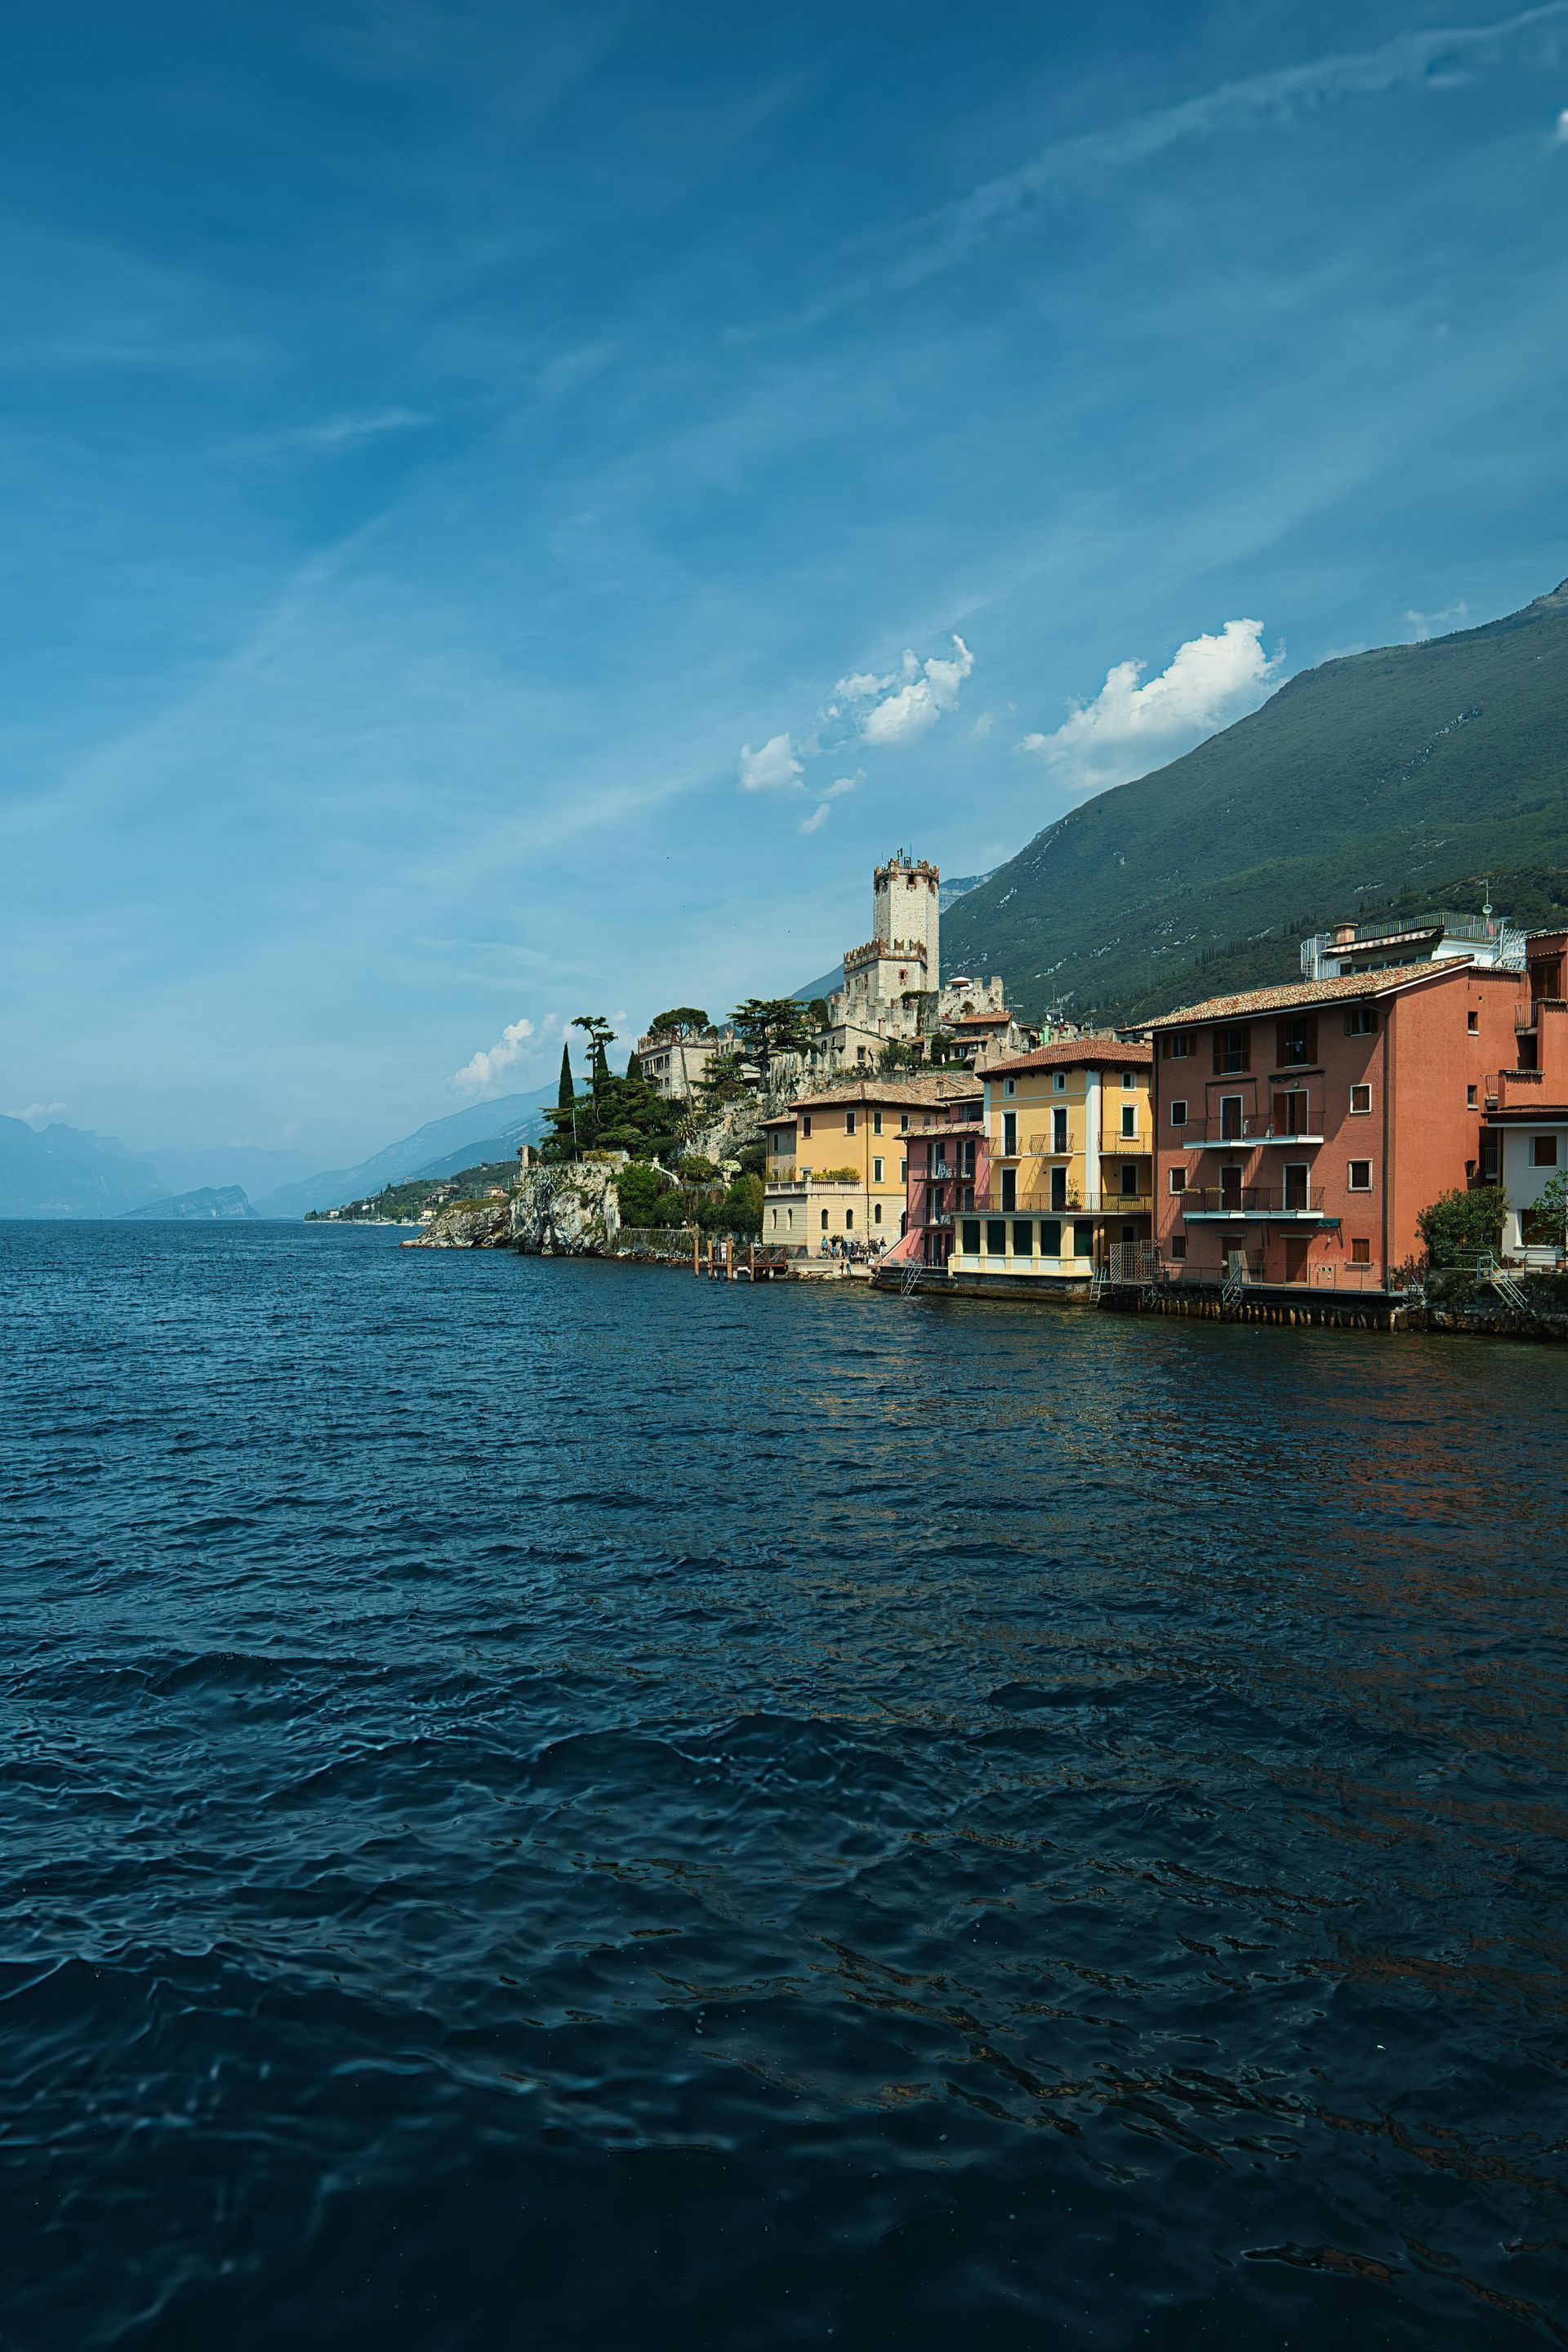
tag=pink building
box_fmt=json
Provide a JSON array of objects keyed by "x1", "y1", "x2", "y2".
[
  {"x1": 1148, "y1": 954, "x2": 1526, "y2": 1297},
  {"x1": 888, "y1": 1084, "x2": 988, "y2": 1274}
]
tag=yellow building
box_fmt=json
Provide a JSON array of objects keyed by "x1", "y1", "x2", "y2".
[
  {"x1": 763, "y1": 1074, "x2": 977, "y2": 1256},
  {"x1": 945, "y1": 1039, "x2": 1154, "y2": 1290}
]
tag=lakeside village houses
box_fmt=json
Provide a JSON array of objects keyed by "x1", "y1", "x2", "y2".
[{"x1": 630, "y1": 853, "x2": 1567, "y2": 1312}]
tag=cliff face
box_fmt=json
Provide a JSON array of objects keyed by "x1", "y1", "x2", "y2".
[{"x1": 403, "y1": 1160, "x2": 622, "y2": 1253}]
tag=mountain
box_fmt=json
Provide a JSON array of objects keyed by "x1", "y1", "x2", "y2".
[
  {"x1": 943, "y1": 581, "x2": 1568, "y2": 1025},
  {"x1": 0, "y1": 1117, "x2": 162, "y2": 1218},
  {"x1": 122, "y1": 1185, "x2": 257, "y2": 1221},
  {"x1": 140, "y1": 1145, "x2": 318, "y2": 1198},
  {"x1": 252, "y1": 1086, "x2": 556, "y2": 1218}
]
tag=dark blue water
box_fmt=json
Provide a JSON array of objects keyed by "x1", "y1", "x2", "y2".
[{"x1": 2, "y1": 1222, "x2": 1565, "y2": 2350}]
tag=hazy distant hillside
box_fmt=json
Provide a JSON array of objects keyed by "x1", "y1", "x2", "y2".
[
  {"x1": 0, "y1": 1118, "x2": 160, "y2": 1218},
  {"x1": 254, "y1": 1086, "x2": 556, "y2": 1218},
  {"x1": 944, "y1": 581, "x2": 1568, "y2": 1023}
]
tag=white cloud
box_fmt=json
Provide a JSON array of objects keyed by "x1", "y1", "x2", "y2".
[
  {"x1": 737, "y1": 731, "x2": 803, "y2": 791},
  {"x1": 1019, "y1": 618, "x2": 1279, "y2": 791},
  {"x1": 452, "y1": 1016, "x2": 537, "y2": 1096},
  {"x1": 853, "y1": 634, "x2": 974, "y2": 746},
  {"x1": 798, "y1": 772, "x2": 862, "y2": 833},
  {"x1": 1405, "y1": 599, "x2": 1469, "y2": 639},
  {"x1": 18, "y1": 1101, "x2": 65, "y2": 1128},
  {"x1": 1556, "y1": 106, "x2": 1568, "y2": 141},
  {"x1": 970, "y1": 710, "x2": 995, "y2": 739}
]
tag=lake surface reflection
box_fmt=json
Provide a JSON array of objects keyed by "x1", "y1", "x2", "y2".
[{"x1": 2, "y1": 1222, "x2": 1564, "y2": 2349}]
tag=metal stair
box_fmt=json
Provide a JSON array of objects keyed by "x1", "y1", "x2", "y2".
[{"x1": 1475, "y1": 1252, "x2": 1533, "y2": 1315}]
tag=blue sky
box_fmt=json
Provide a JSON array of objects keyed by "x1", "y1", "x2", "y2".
[{"x1": 3, "y1": 0, "x2": 1567, "y2": 1162}]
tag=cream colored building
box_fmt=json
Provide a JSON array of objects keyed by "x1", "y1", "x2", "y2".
[{"x1": 763, "y1": 1073, "x2": 977, "y2": 1254}]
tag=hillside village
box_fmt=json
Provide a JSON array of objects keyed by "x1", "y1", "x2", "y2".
[{"x1": 408, "y1": 844, "x2": 1568, "y2": 1335}]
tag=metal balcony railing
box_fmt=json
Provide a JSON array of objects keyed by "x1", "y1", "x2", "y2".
[
  {"x1": 1178, "y1": 1183, "x2": 1328, "y2": 1216},
  {"x1": 1181, "y1": 1115, "x2": 1322, "y2": 1146}
]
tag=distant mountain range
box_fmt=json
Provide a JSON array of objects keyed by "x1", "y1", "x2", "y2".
[
  {"x1": 944, "y1": 581, "x2": 1568, "y2": 1024},
  {"x1": 249, "y1": 1086, "x2": 556, "y2": 1218},
  {"x1": 123, "y1": 1185, "x2": 257, "y2": 1221},
  {"x1": 0, "y1": 1089, "x2": 556, "y2": 1221}
]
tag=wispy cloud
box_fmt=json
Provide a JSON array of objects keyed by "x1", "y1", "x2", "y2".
[
  {"x1": 1405, "y1": 599, "x2": 1470, "y2": 638},
  {"x1": 1555, "y1": 104, "x2": 1568, "y2": 139},
  {"x1": 242, "y1": 408, "x2": 432, "y2": 456},
  {"x1": 1018, "y1": 618, "x2": 1279, "y2": 793},
  {"x1": 798, "y1": 772, "x2": 862, "y2": 834},
  {"x1": 780, "y1": 5, "x2": 1568, "y2": 323},
  {"x1": 16, "y1": 1101, "x2": 65, "y2": 1128}
]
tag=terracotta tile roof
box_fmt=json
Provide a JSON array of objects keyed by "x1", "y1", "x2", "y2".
[
  {"x1": 984, "y1": 1036, "x2": 1152, "y2": 1076},
  {"x1": 784, "y1": 1072, "x2": 979, "y2": 1111},
  {"x1": 951, "y1": 1009, "x2": 1012, "y2": 1027},
  {"x1": 1144, "y1": 962, "x2": 1482, "y2": 1027}
]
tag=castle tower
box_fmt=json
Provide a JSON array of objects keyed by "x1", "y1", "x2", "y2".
[{"x1": 873, "y1": 852, "x2": 940, "y2": 990}]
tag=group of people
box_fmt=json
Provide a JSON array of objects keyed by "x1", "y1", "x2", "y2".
[{"x1": 817, "y1": 1233, "x2": 889, "y2": 1264}]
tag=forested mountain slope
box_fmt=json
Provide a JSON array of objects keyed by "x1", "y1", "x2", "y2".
[{"x1": 942, "y1": 581, "x2": 1568, "y2": 1023}]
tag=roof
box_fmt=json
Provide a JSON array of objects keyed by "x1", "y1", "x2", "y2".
[
  {"x1": 951, "y1": 1009, "x2": 1012, "y2": 1027},
  {"x1": 1143, "y1": 961, "x2": 1488, "y2": 1027},
  {"x1": 784, "y1": 1072, "x2": 980, "y2": 1111},
  {"x1": 983, "y1": 1036, "x2": 1153, "y2": 1077}
]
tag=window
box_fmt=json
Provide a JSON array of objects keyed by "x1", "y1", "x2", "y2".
[
  {"x1": 771, "y1": 1209, "x2": 778, "y2": 1228},
  {"x1": 1073, "y1": 1219, "x2": 1094, "y2": 1258},
  {"x1": 1000, "y1": 1168, "x2": 1018, "y2": 1211},
  {"x1": 1120, "y1": 1162, "x2": 1139, "y2": 1197},
  {"x1": 874, "y1": 1202, "x2": 884, "y2": 1224},
  {"x1": 1039, "y1": 1219, "x2": 1062, "y2": 1258},
  {"x1": 1467, "y1": 1010, "x2": 1479, "y2": 1034},
  {"x1": 821, "y1": 1209, "x2": 829, "y2": 1229},
  {"x1": 845, "y1": 1209, "x2": 854, "y2": 1229},
  {"x1": 1123, "y1": 1070, "x2": 1137, "y2": 1089},
  {"x1": 1219, "y1": 1094, "x2": 1244, "y2": 1140},
  {"x1": 1466, "y1": 1085, "x2": 1477, "y2": 1109},
  {"x1": 899, "y1": 1112, "x2": 909, "y2": 1134},
  {"x1": 1351, "y1": 1237, "x2": 1371, "y2": 1266},
  {"x1": 899, "y1": 1158, "x2": 906, "y2": 1183},
  {"x1": 1120, "y1": 1104, "x2": 1137, "y2": 1138},
  {"x1": 986, "y1": 1220, "x2": 1008, "y2": 1254},
  {"x1": 1170, "y1": 1232, "x2": 1187, "y2": 1261},
  {"x1": 1012, "y1": 1219, "x2": 1034, "y2": 1256},
  {"x1": 1002, "y1": 1111, "x2": 1018, "y2": 1156},
  {"x1": 1344, "y1": 1006, "x2": 1378, "y2": 1036},
  {"x1": 960, "y1": 1218, "x2": 981, "y2": 1254},
  {"x1": 1348, "y1": 1160, "x2": 1372, "y2": 1192},
  {"x1": 1275, "y1": 1089, "x2": 1308, "y2": 1137},
  {"x1": 872, "y1": 1156, "x2": 884, "y2": 1183},
  {"x1": 845, "y1": 1110, "x2": 856, "y2": 1135},
  {"x1": 1169, "y1": 1165, "x2": 1187, "y2": 1194},
  {"x1": 1053, "y1": 1071, "x2": 1067, "y2": 1092},
  {"x1": 1349, "y1": 1084, "x2": 1371, "y2": 1115},
  {"x1": 802, "y1": 1114, "x2": 812, "y2": 1138},
  {"x1": 1004, "y1": 1077, "x2": 1016, "y2": 1097},
  {"x1": 1052, "y1": 1107, "x2": 1068, "y2": 1153},
  {"x1": 873, "y1": 1110, "x2": 884, "y2": 1134},
  {"x1": 1163, "y1": 1032, "x2": 1193, "y2": 1060},
  {"x1": 1276, "y1": 1014, "x2": 1317, "y2": 1067},
  {"x1": 1214, "y1": 1025, "x2": 1250, "y2": 1075},
  {"x1": 1170, "y1": 1098, "x2": 1188, "y2": 1127},
  {"x1": 1283, "y1": 1162, "x2": 1310, "y2": 1211},
  {"x1": 1533, "y1": 1135, "x2": 1560, "y2": 1167},
  {"x1": 1049, "y1": 1167, "x2": 1068, "y2": 1212}
]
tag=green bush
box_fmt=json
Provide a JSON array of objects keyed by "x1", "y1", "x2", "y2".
[
  {"x1": 675, "y1": 1154, "x2": 719, "y2": 1182},
  {"x1": 616, "y1": 1161, "x2": 685, "y2": 1228},
  {"x1": 1415, "y1": 1186, "x2": 1507, "y2": 1267}
]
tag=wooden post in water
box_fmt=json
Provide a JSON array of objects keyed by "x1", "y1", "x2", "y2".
[
  {"x1": 706, "y1": 1239, "x2": 714, "y2": 1280},
  {"x1": 727, "y1": 1237, "x2": 736, "y2": 1281},
  {"x1": 693, "y1": 1227, "x2": 700, "y2": 1278}
]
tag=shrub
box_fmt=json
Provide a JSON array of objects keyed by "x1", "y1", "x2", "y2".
[
  {"x1": 1415, "y1": 1185, "x2": 1507, "y2": 1267},
  {"x1": 676, "y1": 1155, "x2": 719, "y2": 1182},
  {"x1": 616, "y1": 1160, "x2": 684, "y2": 1227}
]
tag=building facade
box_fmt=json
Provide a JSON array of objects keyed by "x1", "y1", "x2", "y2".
[
  {"x1": 1487, "y1": 925, "x2": 1568, "y2": 1267},
  {"x1": 1147, "y1": 956, "x2": 1526, "y2": 1294},
  {"x1": 635, "y1": 1024, "x2": 740, "y2": 1102},
  {"x1": 942, "y1": 1039, "x2": 1154, "y2": 1290},
  {"x1": 762, "y1": 1074, "x2": 977, "y2": 1254},
  {"x1": 893, "y1": 1083, "x2": 987, "y2": 1272}
]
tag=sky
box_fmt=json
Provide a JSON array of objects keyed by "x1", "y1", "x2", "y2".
[{"x1": 3, "y1": 0, "x2": 1568, "y2": 1164}]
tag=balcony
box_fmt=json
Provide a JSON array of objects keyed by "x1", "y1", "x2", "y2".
[
  {"x1": 1178, "y1": 1183, "x2": 1330, "y2": 1221},
  {"x1": 1183, "y1": 1117, "x2": 1324, "y2": 1147}
]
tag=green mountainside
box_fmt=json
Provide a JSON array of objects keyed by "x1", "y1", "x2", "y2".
[{"x1": 942, "y1": 581, "x2": 1568, "y2": 1024}]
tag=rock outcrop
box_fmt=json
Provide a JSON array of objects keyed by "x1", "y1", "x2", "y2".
[{"x1": 403, "y1": 1159, "x2": 623, "y2": 1253}]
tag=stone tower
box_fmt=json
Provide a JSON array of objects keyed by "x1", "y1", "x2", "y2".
[{"x1": 872, "y1": 853, "x2": 940, "y2": 990}]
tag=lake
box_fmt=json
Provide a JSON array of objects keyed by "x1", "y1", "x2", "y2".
[{"x1": 2, "y1": 1220, "x2": 1564, "y2": 2349}]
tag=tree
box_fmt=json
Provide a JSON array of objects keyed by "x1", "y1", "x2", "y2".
[
  {"x1": 556, "y1": 1040, "x2": 574, "y2": 1108},
  {"x1": 616, "y1": 1160, "x2": 686, "y2": 1229},
  {"x1": 1416, "y1": 1185, "x2": 1507, "y2": 1267},
  {"x1": 648, "y1": 1006, "x2": 710, "y2": 1037},
  {"x1": 572, "y1": 1014, "x2": 616, "y2": 1096},
  {"x1": 1524, "y1": 1169, "x2": 1568, "y2": 1257},
  {"x1": 732, "y1": 996, "x2": 812, "y2": 1079},
  {"x1": 805, "y1": 998, "x2": 832, "y2": 1031},
  {"x1": 695, "y1": 1050, "x2": 751, "y2": 1113},
  {"x1": 721, "y1": 1171, "x2": 764, "y2": 1236}
]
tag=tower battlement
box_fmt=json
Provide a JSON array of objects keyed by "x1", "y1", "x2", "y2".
[{"x1": 872, "y1": 852, "x2": 940, "y2": 983}]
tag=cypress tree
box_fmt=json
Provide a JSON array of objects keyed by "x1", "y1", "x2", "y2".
[{"x1": 557, "y1": 1040, "x2": 574, "y2": 1109}]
